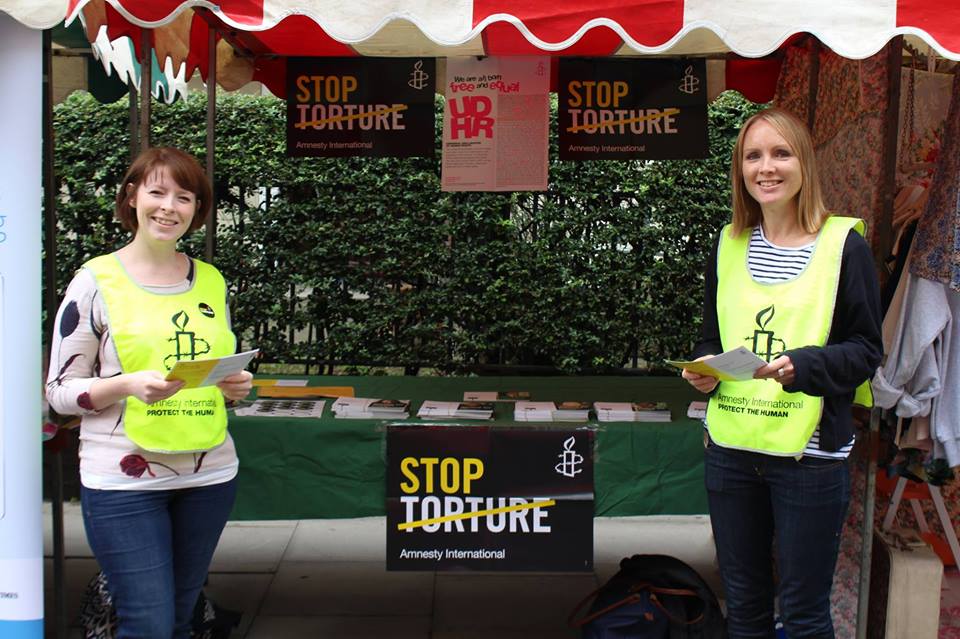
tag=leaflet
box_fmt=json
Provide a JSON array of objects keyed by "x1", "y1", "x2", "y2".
[
  {"x1": 666, "y1": 346, "x2": 766, "y2": 382},
  {"x1": 252, "y1": 378, "x2": 309, "y2": 387},
  {"x1": 165, "y1": 349, "x2": 259, "y2": 389},
  {"x1": 462, "y1": 390, "x2": 531, "y2": 402}
]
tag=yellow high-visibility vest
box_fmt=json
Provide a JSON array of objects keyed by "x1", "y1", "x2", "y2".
[
  {"x1": 85, "y1": 254, "x2": 235, "y2": 452},
  {"x1": 706, "y1": 216, "x2": 870, "y2": 456}
]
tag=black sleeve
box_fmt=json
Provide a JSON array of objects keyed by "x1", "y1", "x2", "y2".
[
  {"x1": 692, "y1": 233, "x2": 723, "y2": 359},
  {"x1": 784, "y1": 231, "x2": 883, "y2": 397}
]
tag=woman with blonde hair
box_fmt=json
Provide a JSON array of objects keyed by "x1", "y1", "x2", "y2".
[{"x1": 682, "y1": 107, "x2": 882, "y2": 638}]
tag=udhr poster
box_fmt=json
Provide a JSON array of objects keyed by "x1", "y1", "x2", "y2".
[
  {"x1": 558, "y1": 58, "x2": 708, "y2": 160},
  {"x1": 441, "y1": 57, "x2": 550, "y2": 192}
]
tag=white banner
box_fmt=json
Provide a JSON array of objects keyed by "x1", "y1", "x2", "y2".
[{"x1": 0, "y1": 13, "x2": 44, "y2": 637}]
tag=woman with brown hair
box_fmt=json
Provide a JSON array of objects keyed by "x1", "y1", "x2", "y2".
[{"x1": 46, "y1": 147, "x2": 252, "y2": 638}]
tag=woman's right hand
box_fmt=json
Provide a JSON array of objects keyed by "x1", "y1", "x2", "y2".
[
  {"x1": 681, "y1": 356, "x2": 719, "y2": 394},
  {"x1": 122, "y1": 371, "x2": 184, "y2": 404},
  {"x1": 88, "y1": 370, "x2": 184, "y2": 411}
]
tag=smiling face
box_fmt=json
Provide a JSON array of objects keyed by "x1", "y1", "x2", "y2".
[
  {"x1": 128, "y1": 166, "x2": 198, "y2": 245},
  {"x1": 741, "y1": 120, "x2": 803, "y2": 216}
]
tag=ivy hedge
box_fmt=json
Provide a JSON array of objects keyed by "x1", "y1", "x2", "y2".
[{"x1": 50, "y1": 90, "x2": 761, "y2": 374}]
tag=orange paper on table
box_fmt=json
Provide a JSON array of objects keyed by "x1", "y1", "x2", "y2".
[
  {"x1": 256, "y1": 386, "x2": 355, "y2": 398},
  {"x1": 252, "y1": 379, "x2": 308, "y2": 387}
]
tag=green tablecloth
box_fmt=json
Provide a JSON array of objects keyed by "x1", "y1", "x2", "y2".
[{"x1": 228, "y1": 376, "x2": 708, "y2": 520}]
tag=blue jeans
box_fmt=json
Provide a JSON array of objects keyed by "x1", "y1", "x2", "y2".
[
  {"x1": 704, "y1": 442, "x2": 850, "y2": 639},
  {"x1": 81, "y1": 478, "x2": 237, "y2": 639}
]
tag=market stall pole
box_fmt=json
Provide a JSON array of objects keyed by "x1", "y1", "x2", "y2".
[
  {"x1": 3, "y1": 2, "x2": 960, "y2": 638},
  {"x1": 205, "y1": 24, "x2": 216, "y2": 262},
  {"x1": 851, "y1": 41, "x2": 906, "y2": 634},
  {"x1": 40, "y1": 25, "x2": 67, "y2": 639}
]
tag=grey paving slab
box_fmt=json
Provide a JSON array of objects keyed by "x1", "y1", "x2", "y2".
[
  {"x1": 42, "y1": 503, "x2": 723, "y2": 638},
  {"x1": 43, "y1": 501, "x2": 92, "y2": 558},
  {"x1": 434, "y1": 632, "x2": 577, "y2": 639},
  {"x1": 259, "y1": 561, "x2": 434, "y2": 617},
  {"x1": 43, "y1": 557, "x2": 100, "y2": 639},
  {"x1": 593, "y1": 515, "x2": 715, "y2": 565},
  {"x1": 284, "y1": 517, "x2": 385, "y2": 562},
  {"x1": 245, "y1": 615, "x2": 431, "y2": 639},
  {"x1": 433, "y1": 573, "x2": 594, "y2": 633},
  {"x1": 210, "y1": 521, "x2": 297, "y2": 573},
  {"x1": 204, "y1": 572, "x2": 275, "y2": 639}
]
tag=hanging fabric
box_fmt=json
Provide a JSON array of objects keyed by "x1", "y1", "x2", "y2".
[
  {"x1": 910, "y1": 66, "x2": 960, "y2": 291},
  {"x1": 771, "y1": 41, "x2": 892, "y2": 246}
]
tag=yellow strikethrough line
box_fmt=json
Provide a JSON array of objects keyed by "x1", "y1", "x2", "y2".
[
  {"x1": 566, "y1": 107, "x2": 681, "y2": 133},
  {"x1": 397, "y1": 498, "x2": 556, "y2": 531},
  {"x1": 295, "y1": 104, "x2": 408, "y2": 129}
]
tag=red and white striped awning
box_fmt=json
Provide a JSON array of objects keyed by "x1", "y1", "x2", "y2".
[{"x1": 3, "y1": 0, "x2": 958, "y2": 98}]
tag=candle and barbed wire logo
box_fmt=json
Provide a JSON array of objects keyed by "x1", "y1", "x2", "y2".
[
  {"x1": 164, "y1": 310, "x2": 210, "y2": 370},
  {"x1": 746, "y1": 305, "x2": 786, "y2": 362},
  {"x1": 408, "y1": 60, "x2": 429, "y2": 90},
  {"x1": 679, "y1": 65, "x2": 700, "y2": 94},
  {"x1": 555, "y1": 436, "x2": 583, "y2": 478}
]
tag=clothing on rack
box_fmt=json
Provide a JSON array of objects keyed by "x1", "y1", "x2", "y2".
[
  {"x1": 873, "y1": 243, "x2": 960, "y2": 465},
  {"x1": 872, "y1": 261, "x2": 949, "y2": 420},
  {"x1": 881, "y1": 220, "x2": 918, "y2": 315}
]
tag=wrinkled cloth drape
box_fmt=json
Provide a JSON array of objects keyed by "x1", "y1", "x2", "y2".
[
  {"x1": 910, "y1": 67, "x2": 960, "y2": 291},
  {"x1": 774, "y1": 41, "x2": 891, "y2": 248}
]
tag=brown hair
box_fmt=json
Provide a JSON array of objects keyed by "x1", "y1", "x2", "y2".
[
  {"x1": 729, "y1": 107, "x2": 829, "y2": 237},
  {"x1": 114, "y1": 147, "x2": 212, "y2": 233}
]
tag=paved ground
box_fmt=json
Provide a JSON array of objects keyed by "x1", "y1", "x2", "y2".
[{"x1": 42, "y1": 502, "x2": 719, "y2": 638}]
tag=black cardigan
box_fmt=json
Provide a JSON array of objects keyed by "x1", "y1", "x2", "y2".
[{"x1": 692, "y1": 229, "x2": 884, "y2": 452}]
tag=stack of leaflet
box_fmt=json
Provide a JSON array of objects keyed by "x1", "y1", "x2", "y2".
[
  {"x1": 234, "y1": 398, "x2": 326, "y2": 418},
  {"x1": 332, "y1": 397, "x2": 410, "y2": 419},
  {"x1": 594, "y1": 402, "x2": 636, "y2": 422},
  {"x1": 514, "y1": 401, "x2": 591, "y2": 422},
  {"x1": 417, "y1": 400, "x2": 495, "y2": 420},
  {"x1": 687, "y1": 401, "x2": 708, "y2": 419},
  {"x1": 630, "y1": 402, "x2": 672, "y2": 422},
  {"x1": 463, "y1": 390, "x2": 531, "y2": 402},
  {"x1": 514, "y1": 401, "x2": 555, "y2": 422},
  {"x1": 594, "y1": 402, "x2": 672, "y2": 422},
  {"x1": 553, "y1": 401, "x2": 592, "y2": 422}
]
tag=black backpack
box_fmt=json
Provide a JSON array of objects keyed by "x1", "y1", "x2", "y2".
[{"x1": 569, "y1": 554, "x2": 727, "y2": 639}]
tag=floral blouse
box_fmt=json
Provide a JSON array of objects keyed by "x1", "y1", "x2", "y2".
[{"x1": 45, "y1": 259, "x2": 238, "y2": 490}]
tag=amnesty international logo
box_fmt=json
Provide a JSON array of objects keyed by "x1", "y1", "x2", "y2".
[
  {"x1": 745, "y1": 304, "x2": 786, "y2": 362},
  {"x1": 164, "y1": 310, "x2": 210, "y2": 370},
  {"x1": 555, "y1": 436, "x2": 583, "y2": 478},
  {"x1": 408, "y1": 60, "x2": 429, "y2": 90},
  {"x1": 678, "y1": 65, "x2": 700, "y2": 95}
]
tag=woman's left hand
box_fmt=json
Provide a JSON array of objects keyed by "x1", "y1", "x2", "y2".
[
  {"x1": 217, "y1": 370, "x2": 253, "y2": 401},
  {"x1": 754, "y1": 355, "x2": 795, "y2": 386}
]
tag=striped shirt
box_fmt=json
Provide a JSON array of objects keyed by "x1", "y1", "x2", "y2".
[{"x1": 748, "y1": 226, "x2": 853, "y2": 460}]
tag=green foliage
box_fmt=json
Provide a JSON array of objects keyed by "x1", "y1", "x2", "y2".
[{"x1": 50, "y1": 90, "x2": 762, "y2": 373}]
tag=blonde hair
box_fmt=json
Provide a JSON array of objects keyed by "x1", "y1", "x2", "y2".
[{"x1": 729, "y1": 107, "x2": 829, "y2": 237}]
